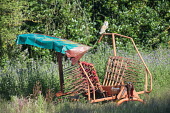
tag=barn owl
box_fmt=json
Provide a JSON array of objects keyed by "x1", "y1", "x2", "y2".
[{"x1": 99, "y1": 21, "x2": 108, "y2": 34}]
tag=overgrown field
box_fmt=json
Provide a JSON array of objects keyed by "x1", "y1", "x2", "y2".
[{"x1": 0, "y1": 44, "x2": 170, "y2": 113}]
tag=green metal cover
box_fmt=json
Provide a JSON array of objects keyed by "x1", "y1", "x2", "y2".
[{"x1": 16, "y1": 34, "x2": 91, "y2": 64}]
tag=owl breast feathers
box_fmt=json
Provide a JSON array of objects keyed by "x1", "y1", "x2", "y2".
[{"x1": 99, "y1": 21, "x2": 108, "y2": 34}]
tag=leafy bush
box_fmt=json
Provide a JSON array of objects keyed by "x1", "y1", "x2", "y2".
[{"x1": 0, "y1": 0, "x2": 170, "y2": 63}]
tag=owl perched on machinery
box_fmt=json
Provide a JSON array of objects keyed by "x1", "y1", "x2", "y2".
[{"x1": 99, "y1": 21, "x2": 108, "y2": 34}]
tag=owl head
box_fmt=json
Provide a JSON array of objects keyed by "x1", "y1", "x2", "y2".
[{"x1": 104, "y1": 21, "x2": 108, "y2": 27}]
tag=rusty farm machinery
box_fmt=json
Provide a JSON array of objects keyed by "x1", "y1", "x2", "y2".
[{"x1": 16, "y1": 33, "x2": 152, "y2": 105}]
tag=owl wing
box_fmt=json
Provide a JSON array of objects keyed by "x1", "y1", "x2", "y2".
[{"x1": 99, "y1": 25, "x2": 107, "y2": 34}]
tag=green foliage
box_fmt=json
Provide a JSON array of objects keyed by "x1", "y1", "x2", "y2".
[
  {"x1": 0, "y1": 0, "x2": 27, "y2": 64},
  {"x1": 0, "y1": 0, "x2": 169, "y2": 64},
  {"x1": 0, "y1": 90, "x2": 170, "y2": 113},
  {"x1": 21, "y1": 0, "x2": 96, "y2": 44},
  {"x1": 0, "y1": 57, "x2": 60, "y2": 99},
  {"x1": 92, "y1": 0, "x2": 169, "y2": 49}
]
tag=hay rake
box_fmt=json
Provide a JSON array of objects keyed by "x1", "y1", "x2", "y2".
[
  {"x1": 16, "y1": 33, "x2": 152, "y2": 105},
  {"x1": 56, "y1": 33, "x2": 152, "y2": 105}
]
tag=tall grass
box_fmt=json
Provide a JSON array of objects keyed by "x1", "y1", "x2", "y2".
[
  {"x1": 0, "y1": 57, "x2": 60, "y2": 99},
  {"x1": 0, "y1": 43, "x2": 170, "y2": 113}
]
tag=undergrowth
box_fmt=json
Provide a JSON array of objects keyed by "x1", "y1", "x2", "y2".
[{"x1": 0, "y1": 44, "x2": 170, "y2": 113}]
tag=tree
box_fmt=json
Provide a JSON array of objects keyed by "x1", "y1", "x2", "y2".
[
  {"x1": 0, "y1": 0, "x2": 28, "y2": 64},
  {"x1": 0, "y1": 0, "x2": 169, "y2": 64}
]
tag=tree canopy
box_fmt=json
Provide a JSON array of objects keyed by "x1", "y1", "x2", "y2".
[{"x1": 0, "y1": 0, "x2": 169, "y2": 63}]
